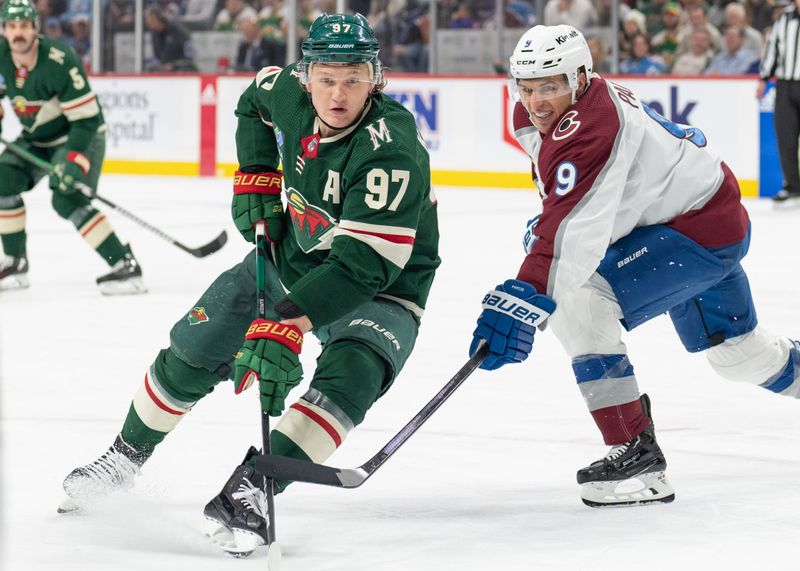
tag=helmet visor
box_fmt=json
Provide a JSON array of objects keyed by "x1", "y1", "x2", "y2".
[{"x1": 509, "y1": 76, "x2": 573, "y2": 103}]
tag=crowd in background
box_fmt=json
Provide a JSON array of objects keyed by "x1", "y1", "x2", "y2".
[{"x1": 31, "y1": 0, "x2": 789, "y2": 74}]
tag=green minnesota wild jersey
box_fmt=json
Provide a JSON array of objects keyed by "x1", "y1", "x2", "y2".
[
  {"x1": 235, "y1": 64, "x2": 440, "y2": 327},
  {"x1": 0, "y1": 36, "x2": 103, "y2": 151}
]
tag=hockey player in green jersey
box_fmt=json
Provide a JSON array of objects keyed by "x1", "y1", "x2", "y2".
[
  {"x1": 0, "y1": 0, "x2": 145, "y2": 294},
  {"x1": 60, "y1": 12, "x2": 439, "y2": 556}
]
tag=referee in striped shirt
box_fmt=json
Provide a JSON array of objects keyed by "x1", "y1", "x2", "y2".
[{"x1": 760, "y1": 0, "x2": 800, "y2": 203}]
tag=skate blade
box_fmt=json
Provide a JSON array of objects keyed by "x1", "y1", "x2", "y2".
[
  {"x1": 0, "y1": 274, "x2": 30, "y2": 291},
  {"x1": 57, "y1": 497, "x2": 82, "y2": 514},
  {"x1": 774, "y1": 197, "x2": 800, "y2": 209},
  {"x1": 581, "y1": 470, "x2": 675, "y2": 508},
  {"x1": 98, "y1": 277, "x2": 148, "y2": 296},
  {"x1": 203, "y1": 517, "x2": 263, "y2": 558}
]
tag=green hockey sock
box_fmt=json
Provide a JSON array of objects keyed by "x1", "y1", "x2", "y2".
[{"x1": 1, "y1": 231, "x2": 26, "y2": 258}]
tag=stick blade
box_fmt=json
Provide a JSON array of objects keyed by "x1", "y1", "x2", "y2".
[
  {"x1": 254, "y1": 454, "x2": 367, "y2": 488},
  {"x1": 187, "y1": 230, "x2": 228, "y2": 257}
]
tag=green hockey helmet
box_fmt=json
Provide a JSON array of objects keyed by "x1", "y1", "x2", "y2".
[
  {"x1": 299, "y1": 13, "x2": 383, "y2": 85},
  {"x1": 1, "y1": 0, "x2": 39, "y2": 23}
]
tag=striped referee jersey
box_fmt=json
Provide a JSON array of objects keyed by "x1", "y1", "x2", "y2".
[{"x1": 761, "y1": 4, "x2": 800, "y2": 81}]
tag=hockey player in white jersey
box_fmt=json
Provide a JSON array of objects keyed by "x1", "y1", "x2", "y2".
[{"x1": 469, "y1": 24, "x2": 800, "y2": 507}]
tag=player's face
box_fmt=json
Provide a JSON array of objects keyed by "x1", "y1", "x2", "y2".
[
  {"x1": 3, "y1": 19, "x2": 37, "y2": 55},
  {"x1": 517, "y1": 75, "x2": 576, "y2": 134},
  {"x1": 306, "y1": 63, "x2": 375, "y2": 134}
]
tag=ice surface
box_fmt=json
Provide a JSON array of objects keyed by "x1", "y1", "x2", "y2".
[{"x1": 1, "y1": 176, "x2": 799, "y2": 571}]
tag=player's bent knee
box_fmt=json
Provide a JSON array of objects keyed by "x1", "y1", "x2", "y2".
[
  {"x1": 51, "y1": 190, "x2": 90, "y2": 219},
  {"x1": 152, "y1": 347, "x2": 221, "y2": 403},
  {"x1": 0, "y1": 166, "x2": 30, "y2": 196},
  {"x1": 706, "y1": 327, "x2": 792, "y2": 384},
  {"x1": 311, "y1": 340, "x2": 388, "y2": 426}
]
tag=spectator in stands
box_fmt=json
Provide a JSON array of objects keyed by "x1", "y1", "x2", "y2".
[
  {"x1": 639, "y1": 0, "x2": 669, "y2": 36},
  {"x1": 748, "y1": 0, "x2": 776, "y2": 32},
  {"x1": 36, "y1": 0, "x2": 67, "y2": 21},
  {"x1": 450, "y1": 1, "x2": 479, "y2": 28},
  {"x1": 43, "y1": 15, "x2": 63, "y2": 39},
  {"x1": 106, "y1": 0, "x2": 134, "y2": 32},
  {"x1": 706, "y1": 24, "x2": 759, "y2": 74},
  {"x1": 586, "y1": 34, "x2": 612, "y2": 73},
  {"x1": 620, "y1": 32, "x2": 666, "y2": 74},
  {"x1": 394, "y1": 3, "x2": 429, "y2": 72},
  {"x1": 505, "y1": 0, "x2": 537, "y2": 27},
  {"x1": 678, "y1": 5, "x2": 722, "y2": 54},
  {"x1": 543, "y1": 0, "x2": 596, "y2": 28},
  {"x1": 672, "y1": 27, "x2": 715, "y2": 73},
  {"x1": 367, "y1": 0, "x2": 405, "y2": 68},
  {"x1": 723, "y1": 3, "x2": 763, "y2": 55},
  {"x1": 235, "y1": 16, "x2": 285, "y2": 70},
  {"x1": 620, "y1": 9, "x2": 648, "y2": 59},
  {"x1": 145, "y1": 6, "x2": 198, "y2": 71},
  {"x1": 651, "y1": 2, "x2": 682, "y2": 68},
  {"x1": 179, "y1": 0, "x2": 218, "y2": 30},
  {"x1": 214, "y1": 0, "x2": 257, "y2": 31},
  {"x1": 68, "y1": 13, "x2": 92, "y2": 68},
  {"x1": 61, "y1": 0, "x2": 89, "y2": 25}
]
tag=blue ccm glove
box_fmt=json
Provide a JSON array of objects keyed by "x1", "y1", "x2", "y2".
[{"x1": 470, "y1": 279, "x2": 556, "y2": 371}]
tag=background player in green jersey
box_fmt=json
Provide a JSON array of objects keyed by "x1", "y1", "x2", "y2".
[
  {"x1": 0, "y1": 0, "x2": 145, "y2": 294},
  {"x1": 60, "y1": 12, "x2": 440, "y2": 555}
]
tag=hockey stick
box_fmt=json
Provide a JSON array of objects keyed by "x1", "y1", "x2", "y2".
[
  {"x1": 254, "y1": 221, "x2": 281, "y2": 566},
  {"x1": 254, "y1": 342, "x2": 490, "y2": 488},
  {"x1": 0, "y1": 136, "x2": 228, "y2": 258}
]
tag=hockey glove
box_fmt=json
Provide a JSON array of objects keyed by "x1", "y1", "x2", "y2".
[
  {"x1": 522, "y1": 215, "x2": 540, "y2": 255},
  {"x1": 234, "y1": 318, "x2": 303, "y2": 416},
  {"x1": 55, "y1": 151, "x2": 91, "y2": 194},
  {"x1": 470, "y1": 279, "x2": 556, "y2": 371},
  {"x1": 232, "y1": 169, "x2": 284, "y2": 243}
]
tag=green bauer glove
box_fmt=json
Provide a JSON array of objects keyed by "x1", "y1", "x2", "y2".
[
  {"x1": 234, "y1": 318, "x2": 303, "y2": 416},
  {"x1": 232, "y1": 169, "x2": 285, "y2": 243},
  {"x1": 55, "y1": 151, "x2": 91, "y2": 194}
]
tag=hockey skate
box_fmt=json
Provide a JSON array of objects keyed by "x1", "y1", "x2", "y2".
[
  {"x1": 96, "y1": 245, "x2": 147, "y2": 295},
  {"x1": 203, "y1": 446, "x2": 271, "y2": 558},
  {"x1": 772, "y1": 188, "x2": 800, "y2": 209},
  {"x1": 59, "y1": 435, "x2": 145, "y2": 513},
  {"x1": 0, "y1": 254, "x2": 29, "y2": 291},
  {"x1": 577, "y1": 394, "x2": 675, "y2": 507}
]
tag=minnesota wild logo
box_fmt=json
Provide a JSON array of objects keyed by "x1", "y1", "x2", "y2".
[
  {"x1": 285, "y1": 187, "x2": 335, "y2": 252},
  {"x1": 187, "y1": 306, "x2": 210, "y2": 325}
]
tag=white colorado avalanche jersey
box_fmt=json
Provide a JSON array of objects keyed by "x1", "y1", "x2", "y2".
[{"x1": 513, "y1": 75, "x2": 749, "y2": 302}]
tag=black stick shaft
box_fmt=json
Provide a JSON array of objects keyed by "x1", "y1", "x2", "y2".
[
  {"x1": 1, "y1": 136, "x2": 227, "y2": 258},
  {"x1": 254, "y1": 222, "x2": 277, "y2": 546}
]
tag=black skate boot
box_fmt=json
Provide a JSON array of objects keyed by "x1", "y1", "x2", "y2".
[
  {"x1": 204, "y1": 446, "x2": 270, "y2": 558},
  {"x1": 772, "y1": 187, "x2": 800, "y2": 208},
  {"x1": 577, "y1": 394, "x2": 675, "y2": 507},
  {"x1": 96, "y1": 244, "x2": 147, "y2": 295},
  {"x1": 59, "y1": 434, "x2": 147, "y2": 513},
  {"x1": 0, "y1": 254, "x2": 29, "y2": 291}
]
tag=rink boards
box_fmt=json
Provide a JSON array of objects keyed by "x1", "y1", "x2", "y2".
[{"x1": 0, "y1": 74, "x2": 761, "y2": 196}]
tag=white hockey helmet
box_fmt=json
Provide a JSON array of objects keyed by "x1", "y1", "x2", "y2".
[{"x1": 509, "y1": 25, "x2": 593, "y2": 95}]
